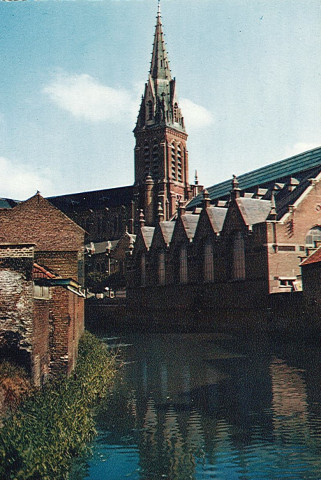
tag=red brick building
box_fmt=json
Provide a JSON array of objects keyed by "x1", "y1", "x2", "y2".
[
  {"x1": 128, "y1": 147, "x2": 321, "y2": 324},
  {"x1": 0, "y1": 194, "x2": 85, "y2": 384}
]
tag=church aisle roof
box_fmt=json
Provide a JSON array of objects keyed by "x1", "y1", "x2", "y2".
[
  {"x1": 188, "y1": 147, "x2": 321, "y2": 212},
  {"x1": 49, "y1": 185, "x2": 134, "y2": 212}
]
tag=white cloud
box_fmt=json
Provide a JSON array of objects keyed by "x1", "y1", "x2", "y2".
[
  {"x1": 0, "y1": 157, "x2": 52, "y2": 200},
  {"x1": 180, "y1": 98, "x2": 214, "y2": 129},
  {"x1": 284, "y1": 142, "x2": 321, "y2": 158},
  {"x1": 44, "y1": 72, "x2": 137, "y2": 122}
]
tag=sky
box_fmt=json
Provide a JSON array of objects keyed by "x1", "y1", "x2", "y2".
[{"x1": 0, "y1": 0, "x2": 320, "y2": 200}]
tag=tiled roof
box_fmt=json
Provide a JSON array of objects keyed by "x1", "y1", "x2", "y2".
[
  {"x1": 33, "y1": 263, "x2": 57, "y2": 279},
  {"x1": 187, "y1": 147, "x2": 321, "y2": 218},
  {"x1": 207, "y1": 207, "x2": 228, "y2": 232},
  {"x1": 181, "y1": 214, "x2": 200, "y2": 240},
  {"x1": 300, "y1": 247, "x2": 321, "y2": 266},
  {"x1": 236, "y1": 198, "x2": 271, "y2": 226},
  {"x1": 159, "y1": 221, "x2": 175, "y2": 245},
  {"x1": 49, "y1": 185, "x2": 134, "y2": 211},
  {"x1": 141, "y1": 226, "x2": 155, "y2": 249}
]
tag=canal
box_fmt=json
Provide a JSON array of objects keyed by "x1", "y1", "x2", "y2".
[{"x1": 71, "y1": 331, "x2": 321, "y2": 479}]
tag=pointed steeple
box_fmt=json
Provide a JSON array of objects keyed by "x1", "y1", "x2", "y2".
[
  {"x1": 135, "y1": 2, "x2": 185, "y2": 132},
  {"x1": 150, "y1": 1, "x2": 172, "y2": 82}
]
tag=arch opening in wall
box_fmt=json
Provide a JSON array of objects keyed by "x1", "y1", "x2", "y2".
[
  {"x1": 203, "y1": 240, "x2": 214, "y2": 282},
  {"x1": 306, "y1": 226, "x2": 321, "y2": 247},
  {"x1": 232, "y1": 231, "x2": 245, "y2": 280},
  {"x1": 171, "y1": 143, "x2": 176, "y2": 180}
]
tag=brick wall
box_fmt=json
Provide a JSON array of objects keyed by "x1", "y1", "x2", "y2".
[{"x1": 0, "y1": 245, "x2": 34, "y2": 374}]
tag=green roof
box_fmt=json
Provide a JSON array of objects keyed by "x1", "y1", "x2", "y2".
[{"x1": 188, "y1": 146, "x2": 321, "y2": 209}]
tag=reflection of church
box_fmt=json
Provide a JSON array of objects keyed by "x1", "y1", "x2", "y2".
[{"x1": 49, "y1": 3, "x2": 321, "y2": 308}]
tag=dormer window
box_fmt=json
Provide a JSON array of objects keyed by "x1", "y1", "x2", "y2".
[{"x1": 147, "y1": 100, "x2": 153, "y2": 120}]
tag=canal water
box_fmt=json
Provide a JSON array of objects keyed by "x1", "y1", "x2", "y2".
[{"x1": 71, "y1": 332, "x2": 321, "y2": 480}]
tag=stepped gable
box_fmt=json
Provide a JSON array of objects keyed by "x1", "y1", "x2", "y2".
[
  {"x1": 187, "y1": 146, "x2": 321, "y2": 220},
  {"x1": 49, "y1": 185, "x2": 134, "y2": 213}
]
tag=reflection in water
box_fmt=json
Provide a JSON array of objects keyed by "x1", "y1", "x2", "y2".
[{"x1": 71, "y1": 333, "x2": 321, "y2": 480}]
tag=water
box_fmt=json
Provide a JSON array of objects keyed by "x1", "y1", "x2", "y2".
[{"x1": 71, "y1": 332, "x2": 321, "y2": 480}]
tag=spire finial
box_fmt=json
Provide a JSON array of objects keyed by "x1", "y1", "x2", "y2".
[{"x1": 157, "y1": 0, "x2": 161, "y2": 17}]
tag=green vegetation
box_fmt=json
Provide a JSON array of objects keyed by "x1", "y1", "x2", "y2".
[{"x1": 0, "y1": 331, "x2": 118, "y2": 480}]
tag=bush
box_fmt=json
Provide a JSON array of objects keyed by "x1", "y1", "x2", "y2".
[{"x1": 0, "y1": 331, "x2": 118, "y2": 480}]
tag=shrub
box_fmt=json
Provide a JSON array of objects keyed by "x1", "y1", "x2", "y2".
[{"x1": 0, "y1": 331, "x2": 118, "y2": 480}]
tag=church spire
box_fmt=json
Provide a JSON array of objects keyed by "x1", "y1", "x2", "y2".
[
  {"x1": 135, "y1": 2, "x2": 185, "y2": 132},
  {"x1": 150, "y1": 1, "x2": 172, "y2": 82}
]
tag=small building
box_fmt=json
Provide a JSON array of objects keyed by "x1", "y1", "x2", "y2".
[{"x1": 0, "y1": 193, "x2": 85, "y2": 383}]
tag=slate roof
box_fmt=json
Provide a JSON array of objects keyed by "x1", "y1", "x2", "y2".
[
  {"x1": 236, "y1": 198, "x2": 271, "y2": 226},
  {"x1": 207, "y1": 207, "x2": 228, "y2": 232},
  {"x1": 300, "y1": 246, "x2": 321, "y2": 266},
  {"x1": 141, "y1": 226, "x2": 155, "y2": 249},
  {"x1": 188, "y1": 147, "x2": 321, "y2": 220},
  {"x1": 49, "y1": 185, "x2": 134, "y2": 212},
  {"x1": 159, "y1": 221, "x2": 175, "y2": 245},
  {"x1": 0, "y1": 198, "x2": 19, "y2": 209},
  {"x1": 181, "y1": 214, "x2": 200, "y2": 240}
]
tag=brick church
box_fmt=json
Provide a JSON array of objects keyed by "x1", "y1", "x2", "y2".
[{"x1": 49, "y1": 3, "x2": 201, "y2": 241}]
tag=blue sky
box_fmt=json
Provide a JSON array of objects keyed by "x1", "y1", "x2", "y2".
[{"x1": 0, "y1": 0, "x2": 320, "y2": 200}]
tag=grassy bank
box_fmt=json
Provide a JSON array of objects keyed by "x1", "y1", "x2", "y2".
[{"x1": 0, "y1": 331, "x2": 118, "y2": 480}]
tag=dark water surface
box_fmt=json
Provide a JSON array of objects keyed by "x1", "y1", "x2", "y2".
[{"x1": 72, "y1": 332, "x2": 321, "y2": 480}]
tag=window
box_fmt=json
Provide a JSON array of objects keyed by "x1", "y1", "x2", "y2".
[
  {"x1": 179, "y1": 245, "x2": 188, "y2": 284},
  {"x1": 147, "y1": 100, "x2": 153, "y2": 120},
  {"x1": 33, "y1": 283, "x2": 50, "y2": 300},
  {"x1": 158, "y1": 250, "x2": 165, "y2": 285},
  {"x1": 177, "y1": 144, "x2": 182, "y2": 182},
  {"x1": 171, "y1": 143, "x2": 176, "y2": 180},
  {"x1": 174, "y1": 102, "x2": 178, "y2": 122},
  {"x1": 306, "y1": 226, "x2": 321, "y2": 247},
  {"x1": 141, "y1": 253, "x2": 146, "y2": 287},
  {"x1": 144, "y1": 143, "x2": 150, "y2": 175},
  {"x1": 152, "y1": 144, "x2": 159, "y2": 177},
  {"x1": 232, "y1": 231, "x2": 245, "y2": 280},
  {"x1": 204, "y1": 240, "x2": 214, "y2": 282}
]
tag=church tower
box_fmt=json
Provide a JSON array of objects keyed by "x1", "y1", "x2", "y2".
[{"x1": 134, "y1": 2, "x2": 192, "y2": 225}]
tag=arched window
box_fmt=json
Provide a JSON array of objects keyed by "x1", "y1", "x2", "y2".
[
  {"x1": 179, "y1": 245, "x2": 188, "y2": 284},
  {"x1": 171, "y1": 143, "x2": 176, "y2": 180},
  {"x1": 203, "y1": 240, "x2": 214, "y2": 282},
  {"x1": 233, "y1": 231, "x2": 245, "y2": 280},
  {"x1": 306, "y1": 226, "x2": 321, "y2": 247},
  {"x1": 144, "y1": 142, "x2": 150, "y2": 175},
  {"x1": 177, "y1": 144, "x2": 182, "y2": 182},
  {"x1": 158, "y1": 250, "x2": 166, "y2": 285},
  {"x1": 141, "y1": 253, "x2": 146, "y2": 287},
  {"x1": 152, "y1": 144, "x2": 159, "y2": 177}
]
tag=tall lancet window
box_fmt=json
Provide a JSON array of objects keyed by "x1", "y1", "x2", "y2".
[
  {"x1": 204, "y1": 240, "x2": 214, "y2": 282},
  {"x1": 171, "y1": 143, "x2": 176, "y2": 180},
  {"x1": 179, "y1": 245, "x2": 188, "y2": 284},
  {"x1": 233, "y1": 231, "x2": 245, "y2": 280},
  {"x1": 141, "y1": 253, "x2": 146, "y2": 287},
  {"x1": 158, "y1": 250, "x2": 165, "y2": 285},
  {"x1": 177, "y1": 144, "x2": 182, "y2": 183},
  {"x1": 144, "y1": 143, "x2": 150, "y2": 175},
  {"x1": 152, "y1": 144, "x2": 159, "y2": 177}
]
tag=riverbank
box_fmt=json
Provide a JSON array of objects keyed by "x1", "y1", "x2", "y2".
[{"x1": 0, "y1": 331, "x2": 118, "y2": 480}]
